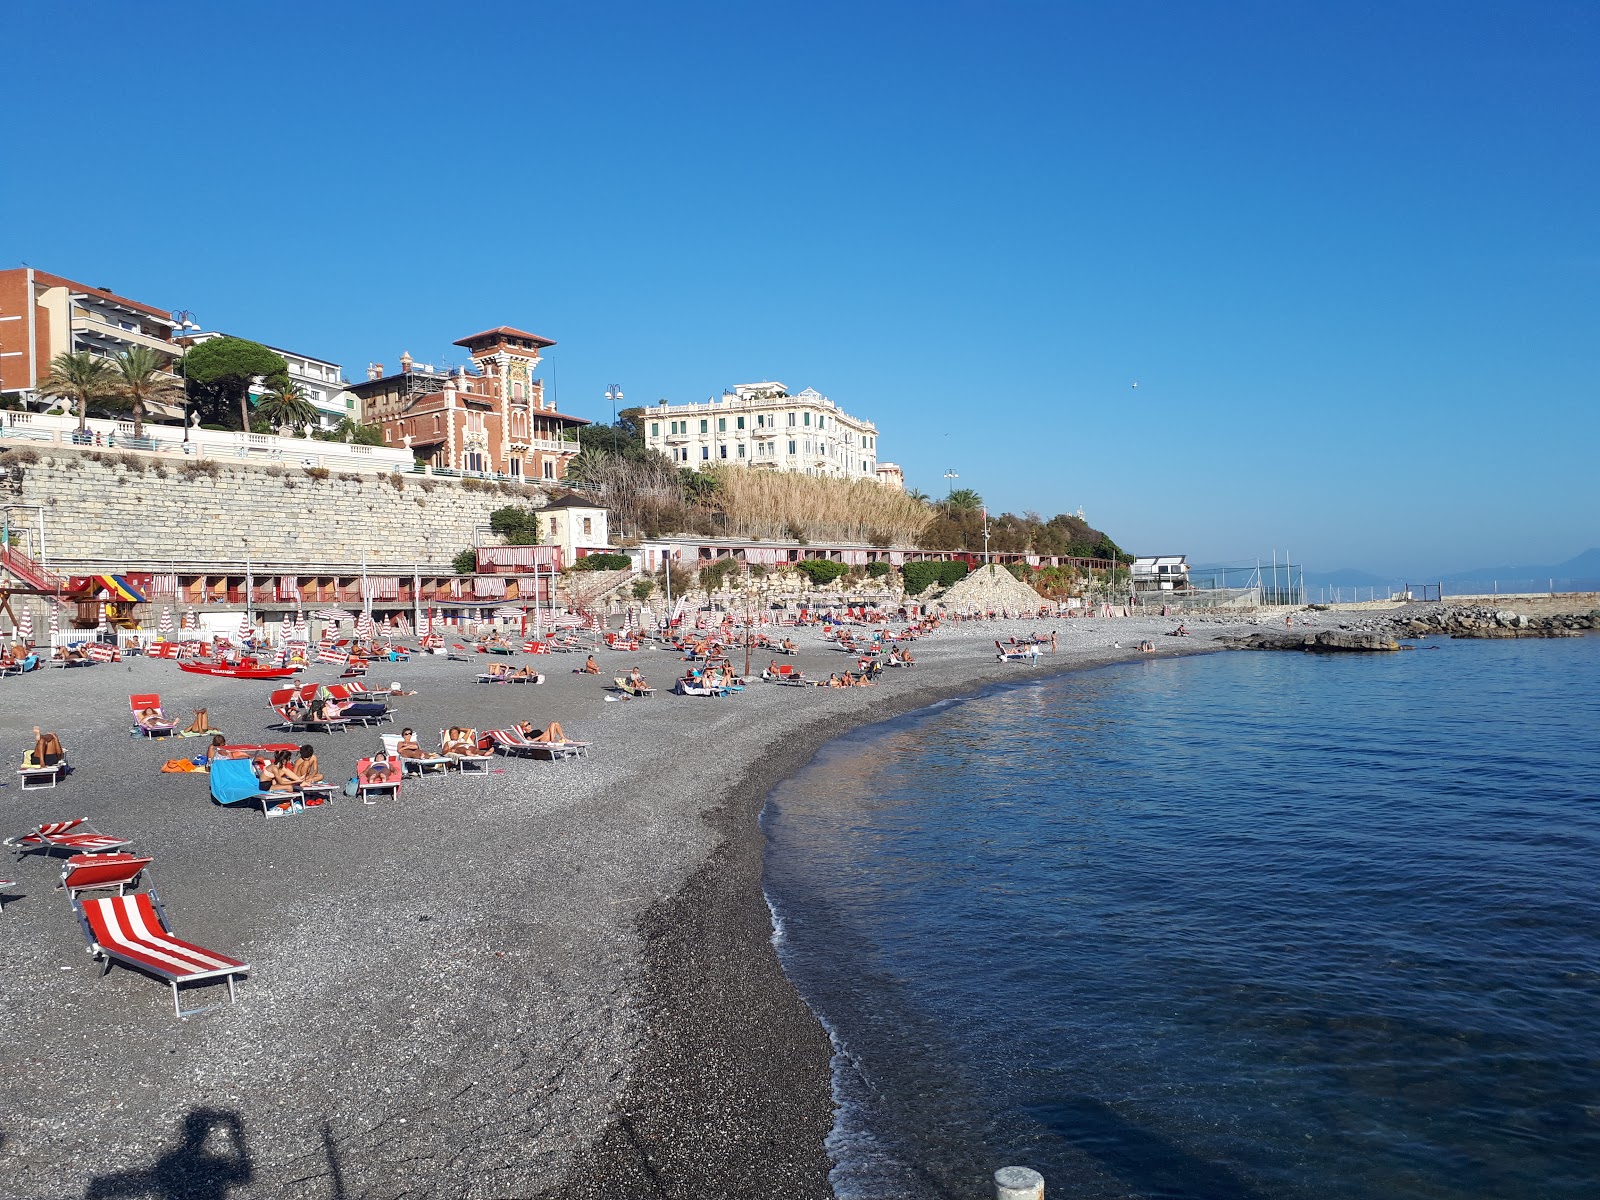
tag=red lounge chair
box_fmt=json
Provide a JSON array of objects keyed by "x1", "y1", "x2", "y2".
[
  {"x1": 6, "y1": 818, "x2": 132, "y2": 861},
  {"x1": 60, "y1": 852, "x2": 152, "y2": 900},
  {"x1": 356, "y1": 755, "x2": 402, "y2": 804},
  {"x1": 75, "y1": 889, "x2": 250, "y2": 1018},
  {"x1": 130, "y1": 693, "x2": 179, "y2": 737}
]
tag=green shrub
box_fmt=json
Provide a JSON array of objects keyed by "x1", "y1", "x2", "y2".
[
  {"x1": 632, "y1": 578, "x2": 656, "y2": 600},
  {"x1": 490, "y1": 505, "x2": 541, "y2": 545},
  {"x1": 573, "y1": 552, "x2": 631, "y2": 572},
  {"x1": 865, "y1": 562, "x2": 891, "y2": 579},
  {"x1": 793, "y1": 559, "x2": 849, "y2": 585},
  {"x1": 452, "y1": 548, "x2": 478, "y2": 575},
  {"x1": 1005, "y1": 562, "x2": 1031, "y2": 582},
  {"x1": 902, "y1": 560, "x2": 969, "y2": 594},
  {"x1": 699, "y1": 558, "x2": 737, "y2": 591}
]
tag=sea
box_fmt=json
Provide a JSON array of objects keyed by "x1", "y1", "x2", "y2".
[{"x1": 761, "y1": 634, "x2": 1600, "y2": 1199}]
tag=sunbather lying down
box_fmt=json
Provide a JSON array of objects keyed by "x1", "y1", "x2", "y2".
[
  {"x1": 362, "y1": 761, "x2": 397, "y2": 784},
  {"x1": 23, "y1": 727, "x2": 65, "y2": 768},
  {"x1": 182, "y1": 707, "x2": 212, "y2": 735},
  {"x1": 137, "y1": 707, "x2": 176, "y2": 731},
  {"x1": 514, "y1": 720, "x2": 568, "y2": 743}
]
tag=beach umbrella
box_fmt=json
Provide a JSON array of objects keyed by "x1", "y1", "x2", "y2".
[
  {"x1": 97, "y1": 605, "x2": 107, "y2": 633},
  {"x1": 494, "y1": 606, "x2": 523, "y2": 621},
  {"x1": 49, "y1": 605, "x2": 59, "y2": 636},
  {"x1": 158, "y1": 607, "x2": 173, "y2": 636},
  {"x1": 17, "y1": 608, "x2": 33, "y2": 643},
  {"x1": 294, "y1": 616, "x2": 308, "y2": 642},
  {"x1": 239, "y1": 612, "x2": 254, "y2": 641},
  {"x1": 280, "y1": 614, "x2": 292, "y2": 643}
]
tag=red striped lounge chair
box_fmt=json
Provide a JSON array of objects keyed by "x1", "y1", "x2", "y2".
[
  {"x1": 60, "y1": 852, "x2": 153, "y2": 900},
  {"x1": 75, "y1": 889, "x2": 250, "y2": 1018},
  {"x1": 6, "y1": 818, "x2": 132, "y2": 861},
  {"x1": 356, "y1": 756, "x2": 402, "y2": 804},
  {"x1": 484, "y1": 728, "x2": 541, "y2": 758}
]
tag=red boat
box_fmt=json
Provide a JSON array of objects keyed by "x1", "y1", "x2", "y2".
[{"x1": 179, "y1": 658, "x2": 301, "y2": 680}]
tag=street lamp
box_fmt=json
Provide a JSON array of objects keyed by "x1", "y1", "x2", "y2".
[
  {"x1": 943, "y1": 467, "x2": 959, "y2": 496},
  {"x1": 605, "y1": 383, "x2": 624, "y2": 427},
  {"x1": 171, "y1": 310, "x2": 201, "y2": 442}
]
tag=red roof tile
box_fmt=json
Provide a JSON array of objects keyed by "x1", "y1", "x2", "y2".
[{"x1": 453, "y1": 326, "x2": 557, "y2": 350}]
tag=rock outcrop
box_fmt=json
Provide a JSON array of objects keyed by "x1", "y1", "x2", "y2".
[
  {"x1": 1393, "y1": 606, "x2": 1595, "y2": 640},
  {"x1": 1219, "y1": 630, "x2": 1402, "y2": 653}
]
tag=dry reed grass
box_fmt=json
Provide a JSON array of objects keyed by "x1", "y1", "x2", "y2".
[{"x1": 707, "y1": 466, "x2": 932, "y2": 545}]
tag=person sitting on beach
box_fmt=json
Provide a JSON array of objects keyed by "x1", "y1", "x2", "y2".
[
  {"x1": 203, "y1": 733, "x2": 241, "y2": 765},
  {"x1": 442, "y1": 727, "x2": 476, "y2": 757},
  {"x1": 386, "y1": 681, "x2": 416, "y2": 696},
  {"x1": 780, "y1": 637, "x2": 797, "y2": 653},
  {"x1": 24, "y1": 726, "x2": 65, "y2": 769},
  {"x1": 263, "y1": 749, "x2": 298, "y2": 792},
  {"x1": 580, "y1": 654, "x2": 601, "y2": 674},
  {"x1": 628, "y1": 667, "x2": 649, "y2": 690},
  {"x1": 826, "y1": 673, "x2": 843, "y2": 688},
  {"x1": 396, "y1": 728, "x2": 424, "y2": 759},
  {"x1": 291, "y1": 744, "x2": 322, "y2": 785},
  {"x1": 181, "y1": 707, "x2": 212, "y2": 735}
]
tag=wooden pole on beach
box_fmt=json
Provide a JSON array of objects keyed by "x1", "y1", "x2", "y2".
[{"x1": 995, "y1": 1165, "x2": 1044, "y2": 1199}]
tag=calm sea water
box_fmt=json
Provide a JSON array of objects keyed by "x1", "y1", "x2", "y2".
[{"x1": 761, "y1": 635, "x2": 1600, "y2": 1199}]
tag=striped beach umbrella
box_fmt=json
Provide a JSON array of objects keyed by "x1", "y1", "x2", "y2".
[
  {"x1": 239, "y1": 612, "x2": 255, "y2": 641},
  {"x1": 49, "y1": 605, "x2": 59, "y2": 636},
  {"x1": 354, "y1": 612, "x2": 373, "y2": 641},
  {"x1": 280, "y1": 614, "x2": 293, "y2": 643},
  {"x1": 17, "y1": 608, "x2": 33, "y2": 643},
  {"x1": 96, "y1": 605, "x2": 107, "y2": 634},
  {"x1": 294, "y1": 616, "x2": 309, "y2": 642},
  {"x1": 158, "y1": 607, "x2": 173, "y2": 636},
  {"x1": 184, "y1": 606, "x2": 197, "y2": 630}
]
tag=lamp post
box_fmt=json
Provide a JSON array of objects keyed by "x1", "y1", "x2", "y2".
[
  {"x1": 605, "y1": 384, "x2": 623, "y2": 428},
  {"x1": 171, "y1": 310, "x2": 201, "y2": 442}
]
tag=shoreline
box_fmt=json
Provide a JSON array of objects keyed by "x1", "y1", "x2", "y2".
[{"x1": 549, "y1": 640, "x2": 1219, "y2": 1199}]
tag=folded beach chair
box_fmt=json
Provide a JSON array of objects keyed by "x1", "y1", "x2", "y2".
[
  {"x1": 6, "y1": 818, "x2": 132, "y2": 861},
  {"x1": 448, "y1": 643, "x2": 471, "y2": 662},
  {"x1": 130, "y1": 693, "x2": 179, "y2": 737},
  {"x1": 75, "y1": 888, "x2": 250, "y2": 1018},
  {"x1": 355, "y1": 755, "x2": 402, "y2": 803},
  {"x1": 209, "y1": 757, "x2": 294, "y2": 819},
  {"x1": 60, "y1": 852, "x2": 153, "y2": 900}
]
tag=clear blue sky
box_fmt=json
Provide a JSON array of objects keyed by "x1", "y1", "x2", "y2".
[{"x1": 4, "y1": 1, "x2": 1595, "y2": 577}]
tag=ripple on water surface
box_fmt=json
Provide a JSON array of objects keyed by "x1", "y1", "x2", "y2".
[{"x1": 762, "y1": 636, "x2": 1600, "y2": 1200}]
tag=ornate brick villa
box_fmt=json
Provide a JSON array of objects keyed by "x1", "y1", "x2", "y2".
[{"x1": 352, "y1": 327, "x2": 588, "y2": 481}]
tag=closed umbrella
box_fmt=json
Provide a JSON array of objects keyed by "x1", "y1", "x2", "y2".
[
  {"x1": 238, "y1": 612, "x2": 254, "y2": 641},
  {"x1": 18, "y1": 608, "x2": 33, "y2": 643},
  {"x1": 49, "y1": 605, "x2": 59, "y2": 637},
  {"x1": 294, "y1": 616, "x2": 308, "y2": 642},
  {"x1": 280, "y1": 614, "x2": 292, "y2": 644},
  {"x1": 159, "y1": 607, "x2": 173, "y2": 636}
]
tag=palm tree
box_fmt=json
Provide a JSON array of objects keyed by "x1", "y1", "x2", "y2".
[
  {"x1": 945, "y1": 487, "x2": 984, "y2": 512},
  {"x1": 36, "y1": 351, "x2": 114, "y2": 433},
  {"x1": 110, "y1": 346, "x2": 183, "y2": 439},
  {"x1": 255, "y1": 380, "x2": 320, "y2": 434},
  {"x1": 905, "y1": 487, "x2": 931, "y2": 504}
]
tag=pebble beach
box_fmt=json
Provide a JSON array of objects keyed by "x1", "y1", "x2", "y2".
[{"x1": 0, "y1": 607, "x2": 1361, "y2": 1199}]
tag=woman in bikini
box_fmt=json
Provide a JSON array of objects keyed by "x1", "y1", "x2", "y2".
[
  {"x1": 181, "y1": 707, "x2": 212, "y2": 735},
  {"x1": 27, "y1": 727, "x2": 65, "y2": 768},
  {"x1": 396, "y1": 728, "x2": 425, "y2": 759},
  {"x1": 442, "y1": 727, "x2": 476, "y2": 757}
]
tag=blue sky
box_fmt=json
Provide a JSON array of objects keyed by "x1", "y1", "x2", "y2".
[{"x1": 4, "y1": 1, "x2": 1595, "y2": 577}]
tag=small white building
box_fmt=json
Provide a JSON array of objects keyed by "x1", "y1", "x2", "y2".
[
  {"x1": 641, "y1": 382, "x2": 884, "y2": 481},
  {"x1": 1132, "y1": 554, "x2": 1189, "y2": 590},
  {"x1": 541, "y1": 495, "x2": 612, "y2": 564}
]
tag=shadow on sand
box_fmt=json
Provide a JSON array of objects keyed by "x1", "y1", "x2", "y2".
[{"x1": 84, "y1": 1108, "x2": 253, "y2": 1200}]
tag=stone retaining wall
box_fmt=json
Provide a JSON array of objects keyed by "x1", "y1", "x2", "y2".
[{"x1": 3, "y1": 449, "x2": 546, "y2": 568}]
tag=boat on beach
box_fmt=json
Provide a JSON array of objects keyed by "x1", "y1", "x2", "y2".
[{"x1": 178, "y1": 661, "x2": 302, "y2": 680}]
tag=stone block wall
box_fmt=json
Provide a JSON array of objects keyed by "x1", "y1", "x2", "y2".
[{"x1": 4, "y1": 450, "x2": 548, "y2": 569}]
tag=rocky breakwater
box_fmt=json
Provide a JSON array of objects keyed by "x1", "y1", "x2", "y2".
[
  {"x1": 1393, "y1": 606, "x2": 1595, "y2": 640},
  {"x1": 1219, "y1": 629, "x2": 1403, "y2": 653}
]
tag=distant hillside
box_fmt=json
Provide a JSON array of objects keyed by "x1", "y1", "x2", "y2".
[{"x1": 1441, "y1": 548, "x2": 1600, "y2": 585}]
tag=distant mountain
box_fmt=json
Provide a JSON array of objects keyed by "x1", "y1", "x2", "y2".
[
  {"x1": 1301, "y1": 567, "x2": 1398, "y2": 590},
  {"x1": 1440, "y1": 548, "x2": 1600, "y2": 585}
]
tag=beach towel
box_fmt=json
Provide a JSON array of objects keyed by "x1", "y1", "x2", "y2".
[
  {"x1": 209, "y1": 757, "x2": 266, "y2": 805},
  {"x1": 161, "y1": 758, "x2": 199, "y2": 773}
]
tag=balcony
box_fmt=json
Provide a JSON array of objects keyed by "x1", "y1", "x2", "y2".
[{"x1": 72, "y1": 311, "x2": 181, "y2": 358}]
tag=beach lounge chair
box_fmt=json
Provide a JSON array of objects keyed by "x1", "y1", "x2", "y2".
[
  {"x1": 356, "y1": 756, "x2": 402, "y2": 803},
  {"x1": 6, "y1": 818, "x2": 132, "y2": 861},
  {"x1": 0, "y1": 877, "x2": 15, "y2": 913},
  {"x1": 60, "y1": 852, "x2": 153, "y2": 900},
  {"x1": 441, "y1": 729, "x2": 495, "y2": 774},
  {"x1": 611, "y1": 676, "x2": 654, "y2": 698},
  {"x1": 74, "y1": 888, "x2": 250, "y2": 1018},
  {"x1": 209, "y1": 757, "x2": 296, "y2": 818},
  {"x1": 448, "y1": 643, "x2": 471, "y2": 661},
  {"x1": 381, "y1": 734, "x2": 450, "y2": 777},
  {"x1": 130, "y1": 693, "x2": 179, "y2": 737},
  {"x1": 488, "y1": 727, "x2": 589, "y2": 761},
  {"x1": 19, "y1": 750, "x2": 68, "y2": 790}
]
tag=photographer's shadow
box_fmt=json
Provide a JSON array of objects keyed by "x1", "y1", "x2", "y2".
[{"x1": 85, "y1": 1108, "x2": 253, "y2": 1200}]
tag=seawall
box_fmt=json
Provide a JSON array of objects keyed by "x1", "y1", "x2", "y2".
[{"x1": 1, "y1": 447, "x2": 546, "y2": 569}]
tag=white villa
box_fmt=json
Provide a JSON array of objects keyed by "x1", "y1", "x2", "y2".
[{"x1": 641, "y1": 382, "x2": 883, "y2": 481}]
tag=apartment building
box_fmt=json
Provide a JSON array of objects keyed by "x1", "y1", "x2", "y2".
[
  {"x1": 176, "y1": 331, "x2": 355, "y2": 429},
  {"x1": 0, "y1": 267, "x2": 181, "y2": 409},
  {"x1": 641, "y1": 382, "x2": 883, "y2": 480},
  {"x1": 350, "y1": 327, "x2": 588, "y2": 481}
]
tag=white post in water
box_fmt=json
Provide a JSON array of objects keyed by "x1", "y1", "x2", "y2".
[{"x1": 995, "y1": 1165, "x2": 1044, "y2": 1199}]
